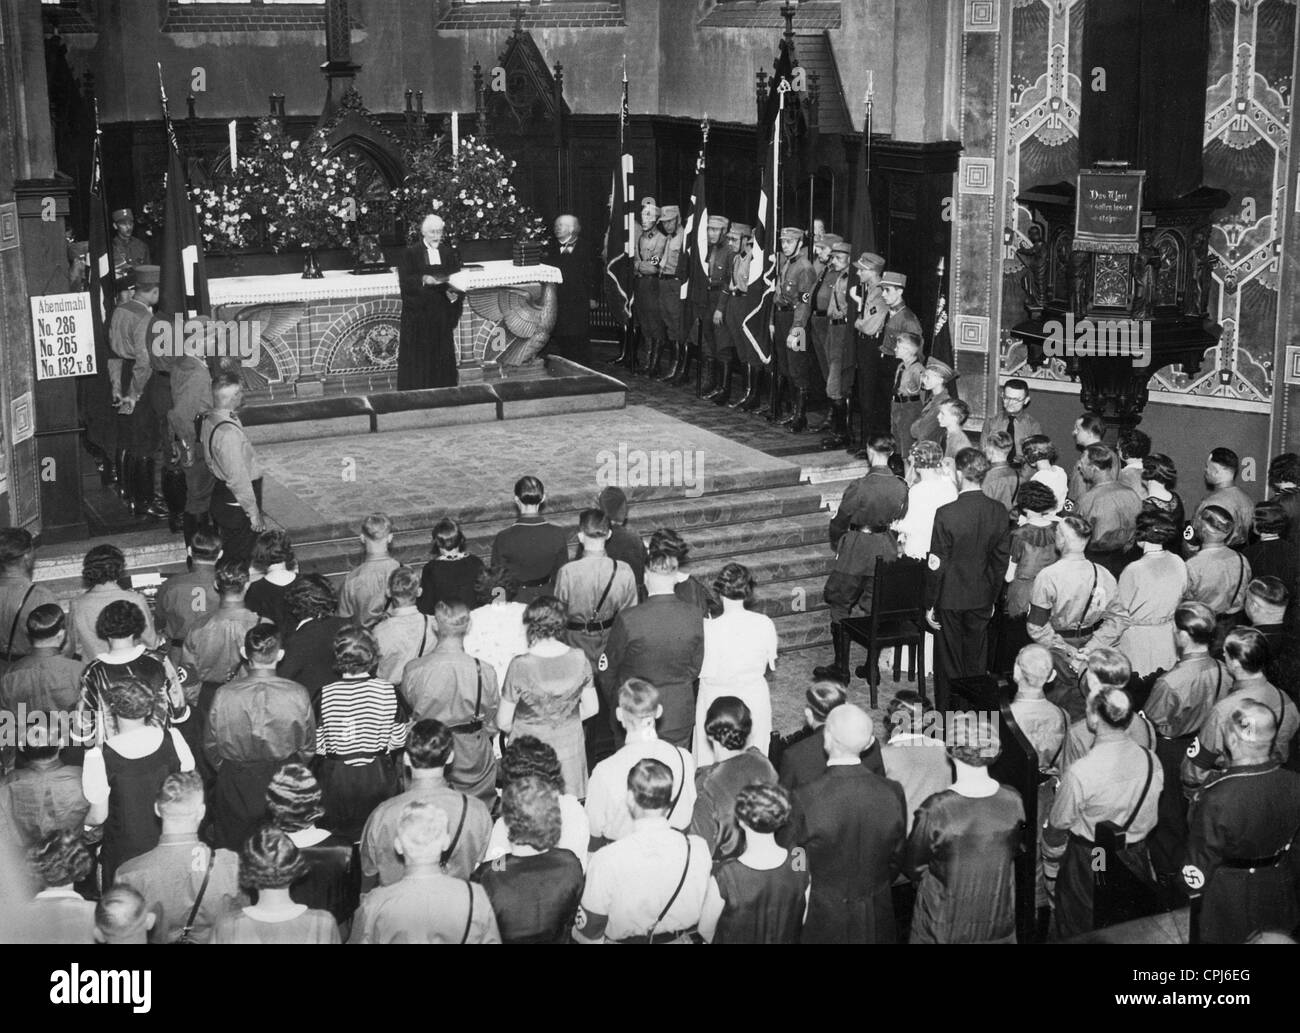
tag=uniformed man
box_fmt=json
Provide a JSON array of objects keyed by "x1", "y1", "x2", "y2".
[
  {"x1": 925, "y1": 449, "x2": 1013, "y2": 712},
  {"x1": 574, "y1": 757, "x2": 711, "y2": 943},
  {"x1": 1184, "y1": 506, "x2": 1251, "y2": 645},
  {"x1": 1196, "y1": 447, "x2": 1256, "y2": 549},
  {"x1": 1044, "y1": 667, "x2": 1161, "y2": 941},
  {"x1": 851, "y1": 252, "x2": 888, "y2": 439},
  {"x1": 631, "y1": 197, "x2": 666, "y2": 376},
  {"x1": 1182, "y1": 626, "x2": 1299, "y2": 796},
  {"x1": 1026, "y1": 514, "x2": 1119, "y2": 719},
  {"x1": 1076, "y1": 444, "x2": 1142, "y2": 578},
  {"x1": 719, "y1": 224, "x2": 764, "y2": 412},
  {"x1": 154, "y1": 526, "x2": 222, "y2": 661},
  {"x1": 769, "y1": 227, "x2": 818, "y2": 431},
  {"x1": 489, "y1": 475, "x2": 570, "y2": 605},
  {"x1": 805, "y1": 231, "x2": 841, "y2": 431},
  {"x1": 908, "y1": 357, "x2": 956, "y2": 451},
  {"x1": 0, "y1": 529, "x2": 59, "y2": 674},
  {"x1": 1182, "y1": 698, "x2": 1300, "y2": 943},
  {"x1": 166, "y1": 345, "x2": 217, "y2": 554},
  {"x1": 874, "y1": 271, "x2": 923, "y2": 437},
  {"x1": 697, "y1": 215, "x2": 734, "y2": 400},
  {"x1": 199, "y1": 371, "x2": 264, "y2": 564},
  {"x1": 107, "y1": 266, "x2": 167, "y2": 517},
  {"x1": 1057, "y1": 650, "x2": 1156, "y2": 773},
  {"x1": 653, "y1": 205, "x2": 688, "y2": 383},
  {"x1": 599, "y1": 554, "x2": 704, "y2": 748},
  {"x1": 1142, "y1": 601, "x2": 1231, "y2": 880},
  {"x1": 889, "y1": 331, "x2": 926, "y2": 459},
  {"x1": 813, "y1": 432, "x2": 908, "y2": 684},
  {"x1": 110, "y1": 208, "x2": 149, "y2": 275}
]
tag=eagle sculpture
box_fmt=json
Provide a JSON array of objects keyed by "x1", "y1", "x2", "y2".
[
  {"x1": 211, "y1": 303, "x2": 306, "y2": 392},
  {"x1": 467, "y1": 282, "x2": 557, "y2": 365}
]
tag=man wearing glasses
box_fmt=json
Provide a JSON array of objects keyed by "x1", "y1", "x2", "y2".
[{"x1": 993, "y1": 378, "x2": 1041, "y2": 463}]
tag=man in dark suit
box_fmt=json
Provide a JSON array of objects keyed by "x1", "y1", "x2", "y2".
[
  {"x1": 778, "y1": 704, "x2": 907, "y2": 943},
  {"x1": 777, "y1": 680, "x2": 885, "y2": 792},
  {"x1": 396, "y1": 214, "x2": 463, "y2": 390},
  {"x1": 927, "y1": 448, "x2": 1014, "y2": 711},
  {"x1": 546, "y1": 214, "x2": 600, "y2": 368},
  {"x1": 599, "y1": 553, "x2": 705, "y2": 748}
]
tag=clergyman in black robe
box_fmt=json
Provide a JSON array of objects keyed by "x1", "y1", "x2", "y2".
[{"x1": 396, "y1": 214, "x2": 464, "y2": 390}]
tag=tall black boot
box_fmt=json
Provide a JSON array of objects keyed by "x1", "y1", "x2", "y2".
[
  {"x1": 642, "y1": 340, "x2": 661, "y2": 379},
  {"x1": 741, "y1": 368, "x2": 766, "y2": 412},
  {"x1": 709, "y1": 361, "x2": 733, "y2": 404},
  {"x1": 808, "y1": 397, "x2": 835, "y2": 433},
  {"x1": 162, "y1": 465, "x2": 188, "y2": 533},
  {"x1": 821, "y1": 400, "x2": 849, "y2": 450},
  {"x1": 788, "y1": 388, "x2": 809, "y2": 433},
  {"x1": 730, "y1": 366, "x2": 755, "y2": 410},
  {"x1": 139, "y1": 459, "x2": 168, "y2": 519},
  {"x1": 115, "y1": 449, "x2": 132, "y2": 500},
  {"x1": 698, "y1": 357, "x2": 718, "y2": 397},
  {"x1": 765, "y1": 373, "x2": 785, "y2": 422},
  {"x1": 812, "y1": 624, "x2": 851, "y2": 683},
  {"x1": 670, "y1": 342, "x2": 693, "y2": 385},
  {"x1": 658, "y1": 339, "x2": 680, "y2": 382},
  {"x1": 100, "y1": 449, "x2": 118, "y2": 487}
]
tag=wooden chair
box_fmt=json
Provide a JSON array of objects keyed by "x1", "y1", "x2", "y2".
[{"x1": 841, "y1": 555, "x2": 927, "y2": 707}]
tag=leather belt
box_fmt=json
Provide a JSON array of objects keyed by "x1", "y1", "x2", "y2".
[
  {"x1": 614, "y1": 928, "x2": 697, "y2": 945},
  {"x1": 567, "y1": 617, "x2": 615, "y2": 633},
  {"x1": 447, "y1": 718, "x2": 485, "y2": 735},
  {"x1": 707, "y1": 283, "x2": 725, "y2": 290},
  {"x1": 774, "y1": 303, "x2": 795, "y2": 311},
  {"x1": 657, "y1": 272, "x2": 684, "y2": 280},
  {"x1": 1057, "y1": 622, "x2": 1102, "y2": 639},
  {"x1": 1069, "y1": 830, "x2": 1145, "y2": 849},
  {"x1": 813, "y1": 310, "x2": 829, "y2": 317},
  {"x1": 1221, "y1": 844, "x2": 1291, "y2": 871},
  {"x1": 893, "y1": 393, "x2": 922, "y2": 403},
  {"x1": 829, "y1": 318, "x2": 848, "y2": 325},
  {"x1": 848, "y1": 523, "x2": 891, "y2": 533},
  {"x1": 725, "y1": 288, "x2": 746, "y2": 296}
]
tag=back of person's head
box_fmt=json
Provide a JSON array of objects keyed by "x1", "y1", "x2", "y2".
[
  {"x1": 627, "y1": 757, "x2": 674, "y2": 812},
  {"x1": 1077, "y1": 412, "x2": 1105, "y2": 439},
  {"x1": 1135, "y1": 511, "x2": 1177, "y2": 546},
  {"x1": 103, "y1": 674, "x2": 160, "y2": 724},
  {"x1": 28, "y1": 829, "x2": 93, "y2": 888},
  {"x1": 1059, "y1": 513, "x2": 1093, "y2": 545},
  {"x1": 704, "y1": 696, "x2": 753, "y2": 751},
  {"x1": 949, "y1": 728, "x2": 1001, "y2": 768},
  {"x1": 250, "y1": 529, "x2": 295, "y2": 570},
  {"x1": 476, "y1": 564, "x2": 521, "y2": 606},
  {"x1": 825, "y1": 703, "x2": 875, "y2": 754},
  {"x1": 502, "y1": 775, "x2": 562, "y2": 852},
  {"x1": 18, "y1": 719, "x2": 60, "y2": 761},
  {"x1": 942, "y1": 399, "x2": 971, "y2": 426},
  {"x1": 578, "y1": 508, "x2": 611, "y2": 539},
  {"x1": 95, "y1": 599, "x2": 146, "y2": 643},
  {"x1": 431, "y1": 517, "x2": 465, "y2": 555},
  {"x1": 26, "y1": 603, "x2": 65, "y2": 645},
  {"x1": 887, "y1": 688, "x2": 931, "y2": 738},
  {"x1": 265, "y1": 761, "x2": 325, "y2": 831},
  {"x1": 983, "y1": 430, "x2": 1013, "y2": 458},
  {"x1": 617, "y1": 678, "x2": 660, "y2": 721},
  {"x1": 1268, "y1": 452, "x2": 1300, "y2": 490},
  {"x1": 1083, "y1": 443, "x2": 1116, "y2": 476},
  {"x1": 156, "y1": 771, "x2": 205, "y2": 821},
  {"x1": 214, "y1": 556, "x2": 250, "y2": 597},
  {"x1": 239, "y1": 824, "x2": 307, "y2": 891},
  {"x1": 1248, "y1": 575, "x2": 1289, "y2": 612},
  {"x1": 362, "y1": 513, "x2": 393, "y2": 542},
  {"x1": 867, "y1": 432, "x2": 896, "y2": 457},
  {"x1": 332, "y1": 625, "x2": 378, "y2": 677},
  {"x1": 408, "y1": 718, "x2": 454, "y2": 769},
  {"x1": 647, "y1": 527, "x2": 689, "y2": 564},
  {"x1": 522, "y1": 595, "x2": 567, "y2": 645},
  {"x1": 1228, "y1": 698, "x2": 1279, "y2": 752},
  {"x1": 434, "y1": 598, "x2": 471, "y2": 635},
  {"x1": 387, "y1": 565, "x2": 422, "y2": 606},
  {"x1": 1086, "y1": 647, "x2": 1131, "y2": 691},
  {"x1": 1224, "y1": 626, "x2": 1269, "y2": 675},
  {"x1": 597, "y1": 485, "x2": 630, "y2": 524},
  {"x1": 1174, "y1": 601, "x2": 1217, "y2": 646},
  {"x1": 713, "y1": 562, "x2": 755, "y2": 602},
  {"x1": 191, "y1": 526, "x2": 223, "y2": 563},
  {"x1": 0, "y1": 527, "x2": 34, "y2": 570},
  {"x1": 395, "y1": 800, "x2": 449, "y2": 862},
  {"x1": 1141, "y1": 453, "x2": 1178, "y2": 489},
  {"x1": 807, "y1": 679, "x2": 848, "y2": 722},
  {"x1": 94, "y1": 885, "x2": 152, "y2": 943},
  {"x1": 285, "y1": 573, "x2": 337, "y2": 625},
  {"x1": 1196, "y1": 504, "x2": 1234, "y2": 542},
  {"x1": 955, "y1": 448, "x2": 990, "y2": 485},
  {"x1": 1209, "y1": 446, "x2": 1240, "y2": 478},
  {"x1": 82, "y1": 543, "x2": 125, "y2": 587},
  {"x1": 1022, "y1": 435, "x2": 1057, "y2": 466},
  {"x1": 244, "y1": 622, "x2": 282, "y2": 665},
  {"x1": 499, "y1": 735, "x2": 566, "y2": 793},
  {"x1": 1016, "y1": 481, "x2": 1058, "y2": 516},
  {"x1": 1014, "y1": 643, "x2": 1054, "y2": 689},
  {"x1": 1088, "y1": 684, "x2": 1134, "y2": 731},
  {"x1": 1118, "y1": 428, "x2": 1151, "y2": 462},
  {"x1": 514, "y1": 475, "x2": 545, "y2": 506},
  {"x1": 1254, "y1": 501, "x2": 1288, "y2": 537},
  {"x1": 734, "y1": 782, "x2": 792, "y2": 835}
]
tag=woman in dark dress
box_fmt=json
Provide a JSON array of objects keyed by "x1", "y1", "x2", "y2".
[
  {"x1": 244, "y1": 530, "x2": 299, "y2": 637},
  {"x1": 473, "y1": 774, "x2": 584, "y2": 944},
  {"x1": 996, "y1": 482, "x2": 1061, "y2": 673},
  {"x1": 418, "y1": 518, "x2": 487, "y2": 614},
  {"x1": 699, "y1": 783, "x2": 809, "y2": 944},
  {"x1": 906, "y1": 733, "x2": 1025, "y2": 943},
  {"x1": 1140, "y1": 454, "x2": 1186, "y2": 554},
  {"x1": 266, "y1": 761, "x2": 361, "y2": 934},
  {"x1": 690, "y1": 697, "x2": 778, "y2": 860}
]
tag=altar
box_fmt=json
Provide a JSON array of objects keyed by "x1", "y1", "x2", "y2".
[{"x1": 207, "y1": 259, "x2": 563, "y2": 396}]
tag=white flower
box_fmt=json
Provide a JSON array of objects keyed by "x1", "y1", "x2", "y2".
[{"x1": 290, "y1": 140, "x2": 300, "y2": 150}]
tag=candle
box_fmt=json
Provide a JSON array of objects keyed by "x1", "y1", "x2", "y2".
[
  {"x1": 451, "y1": 111, "x2": 459, "y2": 158},
  {"x1": 866, "y1": 71, "x2": 874, "y2": 103},
  {"x1": 229, "y1": 119, "x2": 238, "y2": 171}
]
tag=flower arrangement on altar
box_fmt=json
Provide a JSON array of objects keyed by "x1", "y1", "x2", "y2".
[{"x1": 397, "y1": 135, "x2": 547, "y2": 245}]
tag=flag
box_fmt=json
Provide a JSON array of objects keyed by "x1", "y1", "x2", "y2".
[
  {"x1": 157, "y1": 64, "x2": 210, "y2": 318},
  {"x1": 87, "y1": 110, "x2": 115, "y2": 370},
  {"x1": 932, "y1": 254, "x2": 955, "y2": 400},
  {"x1": 849, "y1": 94, "x2": 878, "y2": 256},
  {"x1": 740, "y1": 78, "x2": 785, "y2": 365},
  {"x1": 679, "y1": 150, "x2": 708, "y2": 340},
  {"x1": 603, "y1": 64, "x2": 634, "y2": 323}
]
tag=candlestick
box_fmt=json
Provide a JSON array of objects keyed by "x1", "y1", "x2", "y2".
[
  {"x1": 451, "y1": 111, "x2": 459, "y2": 158},
  {"x1": 229, "y1": 119, "x2": 238, "y2": 171}
]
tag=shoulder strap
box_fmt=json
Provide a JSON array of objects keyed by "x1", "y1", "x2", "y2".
[
  {"x1": 206, "y1": 418, "x2": 239, "y2": 455},
  {"x1": 416, "y1": 617, "x2": 431, "y2": 659},
  {"x1": 180, "y1": 847, "x2": 215, "y2": 941},
  {"x1": 472, "y1": 657, "x2": 483, "y2": 719},
  {"x1": 1049, "y1": 707, "x2": 1070, "y2": 768},
  {"x1": 1077, "y1": 563, "x2": 1099, "y2": 635},
  {"x1": 460, "y1": 882, "x2": 474, "y2": 945},
  {"x1": 440, "y1": 795, "x2": 469, "y2": 868},
  {"x1": 1120, "y1": 751, "x2": 1156, "y2": 833},
  {"x1": 593, "y1": 559, "x2": 618, "y2": 617},
  {"x1": 1229, "y1": 554, "x2": 1245, "y2": 609},
  {"x1": 6, "y1": 583, "x2": 35, "y2": 659},
  {"x1": 668, "y1": 746, "x2": 687, "y2": 816},
  {"x1": 645, "y1": 833, "x2": 692, "y2": 943}
]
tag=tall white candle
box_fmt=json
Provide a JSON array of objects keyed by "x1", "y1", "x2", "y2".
[
  {"x1": 451, "y1": 111, "x2": 459, "y2": 158},
  {"x1": 229, "y1": 119, "x2": 238, "y2": 171}
]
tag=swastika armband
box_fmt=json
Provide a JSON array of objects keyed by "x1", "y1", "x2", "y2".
[
  {"x1": 928, "y1": 554, "x2": 941, "y2": 571},
  {"x1": 1182, "y1": 864, "x2": 1205, "y2": 890},
  {"x1": 598, "y1": 653, "x2": 609, "y2": 673}
]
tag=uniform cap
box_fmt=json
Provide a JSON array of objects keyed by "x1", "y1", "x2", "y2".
[
  {"x1": 780, "y1": 226, "x2": 805, "y2": 242},
  {"x1": 817, "y1": 233, "x2": 843, "y2": 248},
  {"x1": 880, "y1": 270, "x2": 907, "y2": 288},
  {"x1": 925, "y1": 357, "x2": 955, "y2": 380},
  {"x1": 132, "y1": 264, "x2": 161, "y2": 288},
  {"x1": 830, "y1": 241, "x2": 853, "y2": 256},
  {"x1": 909, "y1": 439, "x2": 944, "y2": 469},
  {"x1": 728, "y1": 222, "x2": 752, "y2": 238},
  {"x1": 639, "y1": 196, "x2": 657, "y2": 209},
  {"x1": 707, "y1": 215, "x2": 730, "y2": 230},
  {"x1": 111, "y1": 208, "x2": 134, "y2": 224},
  {"x1": 660, "y1": 205, "x2": 681, "y2": 220},
  {"x1": 855, "y1": 251, "x2": 886, "y2": 272}
]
